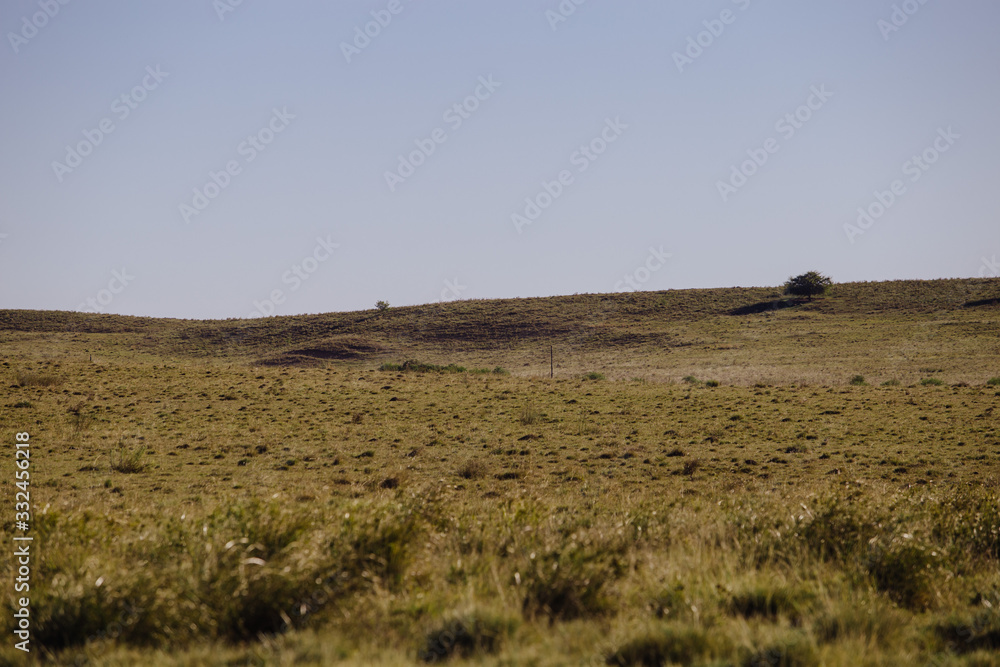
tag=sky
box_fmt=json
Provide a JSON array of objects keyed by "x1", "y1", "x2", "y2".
[{"x1": 1, "y1": 0, "x2": 998, "y2": 319}]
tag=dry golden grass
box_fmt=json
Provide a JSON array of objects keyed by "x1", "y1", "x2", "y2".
[{"x1": 1, "y1": 278, "x2": 999, "y2": 665}]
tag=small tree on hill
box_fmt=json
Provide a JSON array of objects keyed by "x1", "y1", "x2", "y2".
[{"x1": 784, "y1": 271, "x2": 832, "y2": 301}]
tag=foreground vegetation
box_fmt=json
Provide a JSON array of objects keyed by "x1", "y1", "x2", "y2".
[{"x1": 1, "y1": 279, "x2": 999, "y2": 665}]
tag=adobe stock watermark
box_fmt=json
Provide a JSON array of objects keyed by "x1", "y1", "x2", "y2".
[
  {"x1": 979, "y1": 255, "x2": 999, "y2": 278},
  {"x1": 843, "y1": 126, "x2": 958, "y2": 244},
  {"x1": 51, "y1": 65, "x2": 169, "y2": 183},
  {"x1": 247, "y1": 235, "x2": 339, "y2": 318},
  {"x1": 716, "y1": 85, "x2": 833, "y2": 203},
  {"x1": 383, "y1": 75, "x2": 501, "y2": 192},
  {"x1": 341, "y1": 0, "x2": 415, "y2": 64},
  {"x1": 179, "y1": 107, "x2": 295, "y2": 224},
  {"x1": 546, "y1": 0, "x2": 588, "y2": 31},
  {"x1": 673, "y1": 0, "x2": 752, "y2": 74},
  {"x1": 439, "y1": 277, "x2": 467, "y2": 302},
  {"x1": 511, "y1": 116, "x2": 628, "y2": 234},
  {"x1": 213, "y1": 0, "x2": 247, "y2": 22},
  {"x1": 614, "y1": 246, "x2": 672, "y2": 292},
  {"x1": 76, "y1": 268, "x2": 135, "y2": 313},
  {"x1": 7, "y1": 0, "x2": 72, "y2": 54},
  {"x1": 878, "y1": 0, "x2": 932, "y2": 41}
]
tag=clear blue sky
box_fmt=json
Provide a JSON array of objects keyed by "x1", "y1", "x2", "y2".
[{"x1": 1, "y1": 0, "x2": 998, "y2": 319}]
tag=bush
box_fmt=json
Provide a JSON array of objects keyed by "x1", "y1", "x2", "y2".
[
  {"x1": 930, "y1": 487, "x2": 1000, "y2": 562},
  {"x1": 933, "y1": 611, "x2": 1000, "y2": 654},
  {"x1": 814, "y1": 598, "x2": 906, "y2": 645},
  {"x1": 987, "y1": 377, "x2": 1000, "y2": 386},
  {"x1": 864, "y1": 538, "x2": 937, "y2": 609},
  {"x1": 606, "y1": 626, "x2": 713, "y2": 666},
  {"x1": 920, "y1": 377, "x2": 945, "y2": 386},
  {"x1": 682, "y1": 375, "x2": 700, "y2": 385},
  {"x1": 520, "y1": 539, "x2": 627, "y2": 621},
  {"x1": 881, "y1": 379, "x2": 901, "y2": 387},
  {"x1": 6, "y1": 499, "x2": 434, "y2": 652},
  {"x1": 849, "y1": 375, "x2": 866, "y2": 386},
  {"x1": 216, "y1": 499, "x2": 311, "y2": 559},
  {"x1": 728, "y1": 586, "x2": 809, "y2": 622},
  {"x1": 375, "y1": 300, "x2": 390, "y2": 311},
  {"x1": 418, "y1": 612, "x2": 518, "y2": 662},
  {"x1": 32, "y1": 574, "x2": 144, "y2": 650},
  {"x1": 705, "y1": 380, "x2": 720, "y2": 387},
  {"x1": 583, "y1": 371, "x2": 605, "y2": 381},
  {"x1": 340, "y1": 506, "x2": 421, "y2": 591},
  {"x1": 795, "y1": 497, "x2": 878, "y2": 563},
  {"x1": 741, "y1": 634, "x2": 819, "y2": 667},
  {"x1": 784, "y1": 271, "x2": 832, "y2": 300}
]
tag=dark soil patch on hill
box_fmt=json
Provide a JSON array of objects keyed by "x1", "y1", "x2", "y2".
[{"x1": 258, "y1": 337, "x2": 386, "y2": 366}]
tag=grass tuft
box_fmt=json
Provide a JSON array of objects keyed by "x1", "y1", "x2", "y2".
[
  {"x1": 606, "y1": 626, "x2": 713, "y2": 666},
  {"x1": 520, "y1": 538, "x2": 627, "y2": 621},
  {"x1": 740, "y1": 634, "x2": 819, "y2": 667},
  {"x1": 417, "y1": 611, "x2": 518, "y2": 662},
  {"x1": 933, "y1": 611, "x2": 1000, "y2": 654},
  {"x1": 519, "y1": 402, "x2": 539, "y2": 425},
  {"x1": 864, "y1": 537, "x2": 937, "y2": 610},
  {"x1": 728, "y1": 586, "x2": 809, "y2": 622},
  {"x1": 457, "y1": 459, "x2": 487, "y2": 480},
  {"x1": 16, "y1": 371, "x2": 62, "y2": 387},
  {"x1": 109, "y1": 443, "x2": 150, "y2": 473}
]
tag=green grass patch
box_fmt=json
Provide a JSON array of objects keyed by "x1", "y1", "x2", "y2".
[{"x1": 379, "y1": 360, "x2": 467, "y2": 373}]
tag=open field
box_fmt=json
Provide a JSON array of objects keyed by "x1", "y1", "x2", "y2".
[{"x1": 1, "y1": 279, "x2": 999, "y2": 666}]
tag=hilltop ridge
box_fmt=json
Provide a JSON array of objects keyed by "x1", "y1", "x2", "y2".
[{"x1": 2, "y1": 278, "x2": 998, "y2": 384}]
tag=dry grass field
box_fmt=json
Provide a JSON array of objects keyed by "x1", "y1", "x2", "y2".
[{"x1": 1, "y1": 278, "x2": 999, "y2": 666}]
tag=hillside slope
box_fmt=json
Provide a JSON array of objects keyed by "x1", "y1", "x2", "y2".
[{"x1": 2, "y1": 278, "x2": 998, "y2": 384}]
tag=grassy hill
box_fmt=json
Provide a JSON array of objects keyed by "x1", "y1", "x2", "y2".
[
  {"x1": 2, "y1": 277, "x2": 998, "y2": 383},
  {"x1": 1, "y1": 278, "x2": 999, "y2": 665}
]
